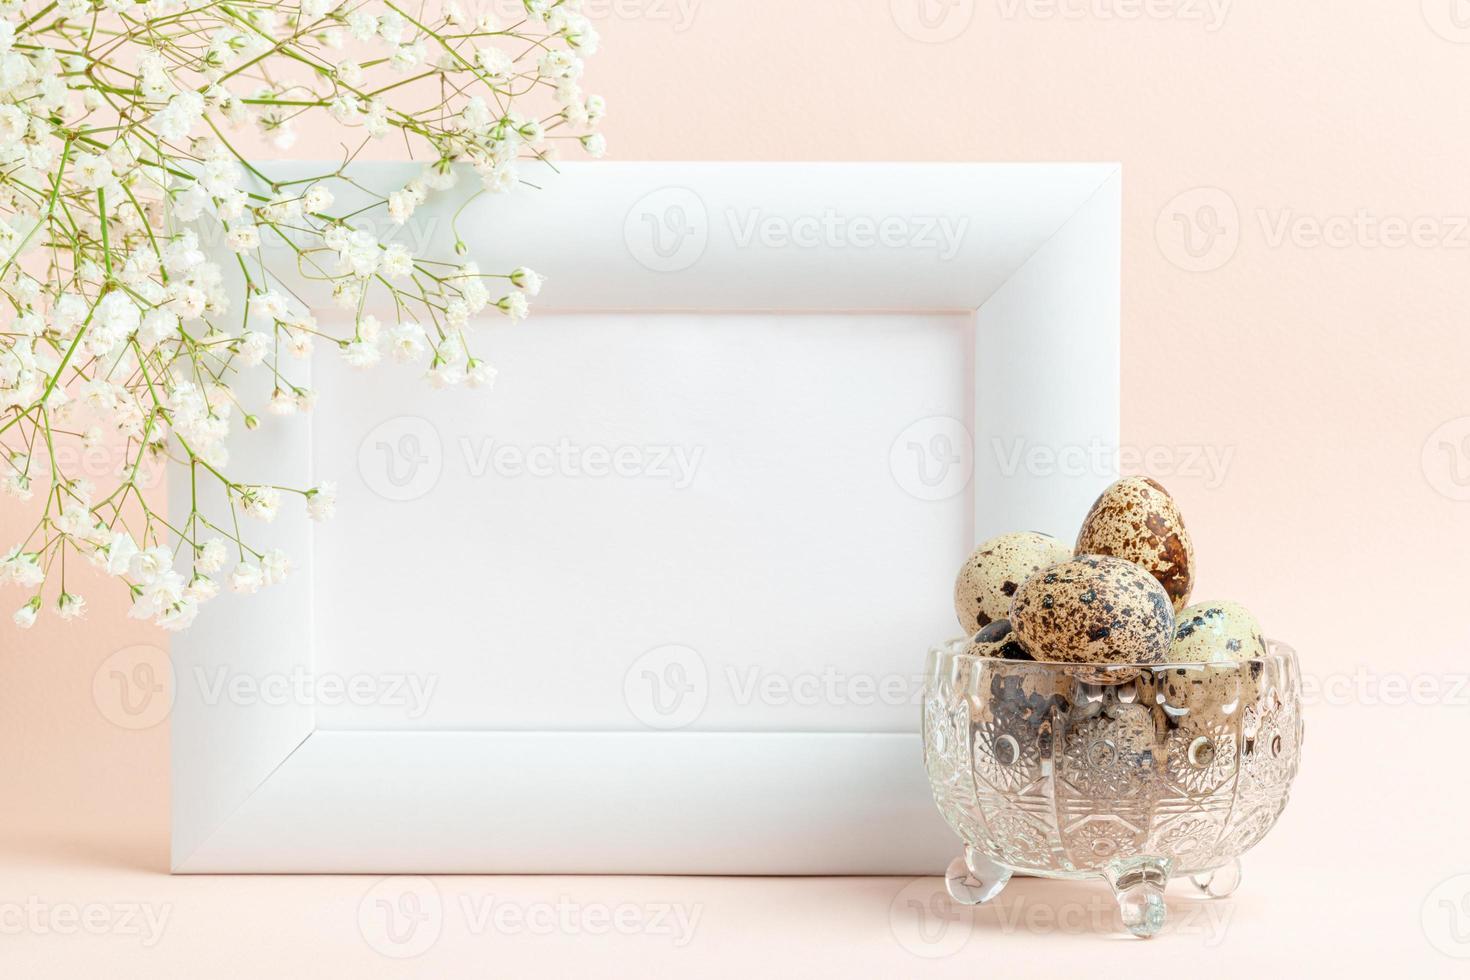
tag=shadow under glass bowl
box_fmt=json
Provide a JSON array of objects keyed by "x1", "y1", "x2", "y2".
[{"x1": 921, "y1": 638, "x2": 1303, "y2": 937}]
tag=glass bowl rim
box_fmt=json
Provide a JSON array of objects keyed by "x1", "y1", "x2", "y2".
[{"x1": 928, "y1": 635, "x2": 1297, "y2": 672}]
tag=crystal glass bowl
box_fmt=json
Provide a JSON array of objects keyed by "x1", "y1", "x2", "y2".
[{"x1": 921, "y1": 638, "x2": 1302, "y2": 937}]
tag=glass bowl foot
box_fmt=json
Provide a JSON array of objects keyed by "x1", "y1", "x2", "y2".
[
  {"x1": 1190, "y1": 857, "x2": 1242, "y2": 899},
  {"x1": 1105, "y1": 855, "x2": 1172, "y2": 938},
  {"x1": 944, "y1": 847, "x2": 1012, "y2": 906}
]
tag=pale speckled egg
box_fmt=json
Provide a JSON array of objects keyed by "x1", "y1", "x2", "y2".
[
  {"x1": 1167, "y1": 600, "x2": 1267, "y2": 664},
  {"x1": 963, "y1": 619, "x2": 1034, "y2": 661},
  {"x1": 1075, "y1": 477, "x2": 1196, "y2": 613},
  {"x1": 953, "y1": 532, "x2": 1072, "y2": 634},
  {"x1": 1009, "y1": 555, "x2": 1175, "y2": 664},
  {"x1": 1147, "y1": 659, "x2": 1265, "y2": 727}
]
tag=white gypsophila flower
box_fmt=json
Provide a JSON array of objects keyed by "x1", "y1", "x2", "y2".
[
  {"x1": 303, "y1": 183, "x2": 333, "y2": 212},
  {"x1": 153, "y1": 90, "x2": 205, "y2": 142},
  {"x1": 510, "y1": 267, "x2": 543, "y2": 296},
  {"x1": 381, "y1": 244, "x2": 412, "y2": 279},
  {"x1": 2, "y1": 0, "x2": 604, "y2": 631},
  {"x1": 72, "y1": 152, "x2": 114, "y2": 190},
  {"x1": 0, "y1": 105, "x2": 26, "y2": 143},
  {"x1": 229, "y1": 563, "x2": 263, "y2": 594},
  {"x1": 425, "y1": 362, "x2": 461, "y2": 388},
  {"x1": 129, "y1": 545, "x2": 174, "y2": 583},
  {"x1": 377, "y1": 10, "x2": 405, "y2": 44},
  {"x1": 480, "y1": 163, "x2": 517, "y2": 193},
  {"x1": 236, "y1": 331, "x2": 270, "y2": 366},
  {"x1": 286, "y1": 331, "x2": 314, "y2": 359},
  {"x1": 389, "y1": 321, "x2": 426, "y2": 363},
  {"x1": 268, "y1": 389, "x2": 297, "y2": 415},
  {"x1": 386, "y1": 190, "x2": 414, "y2": 225},
  {"x1": 391, "y1": 43, "x2": 425, "y2": 73},
  {"x1": 348, "y1": 10, "x2": 377, "y2": 40},
  {"x1": 196, "y1": 538, "x2": 228, "y2": 574},
  {"x1": 239, "y1": 485, "x2": 281, "y2": 522},
  {"x1": 226, "y1": 224, "x2": 260, "y2": 251},
  {"x1": 261, "y1": 548, "x2": 290, "y2": 585},
  {"x1": 465, "y1": 359, "x2": 497, "y2": 389},
  {"x1": 103, "y1": 532, "x2": 138, "y2": 576},
  {"x1": 306, "y1": 481, "x2": 336, "y2": 521},
  {"x1": 157, "y1": 598, "x2": 199, "y2": 630},
  {"x1": 357, "y1": 314, "x2": 383, "y2": 344},
  {"x1": 129, "y1": 569, "x2": 185, "y2": 622},
  {"x1": 329, "y1": 94, "x2": 362, "y2": 125},
  {"x1": 497, "y1": 293, "x2": 529, "y2": 321},
  {"x1": 342, "y1": 339, "x2": 382, "y2": 368},
  {"x1": 58, "y1": 592, "x2": 86, "y2": 620},
  {"x1": 140, "y1": 308, "x2": 180, "y2": 345},
  {"x1": 1, "y1": 548, "x2": 45, "y2": 588},
  {"x1": 476, "y1": 46, "x2": 513, "y2": 82},
  {"x1": 185, "y1": 575, "x2": 219, "y2": 603},
  {"x1": 538, "y1": 49, "x2": 579, "y2": 80}
]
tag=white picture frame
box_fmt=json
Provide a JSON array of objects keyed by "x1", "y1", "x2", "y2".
[{"x1": 171, "y1": 161, "x2": 1121, "y2": 873}]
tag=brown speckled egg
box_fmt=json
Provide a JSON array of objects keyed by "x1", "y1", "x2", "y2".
[
  {"x1": 963, "y1": 619, "x2": 1034, "y2": 661},
  {"x1": 953, "y1": 531, "x2": 1072, "y2": 633},
  {"x1": 1167, "y1": 601, "x2": 1267, "y2": 664},
  {"x1": 1010, "y1": 555, "x2": 1175, "y2": 664},
  {"x1": 1075, "y1": 477, "x2": 1195, "y2": 613}
]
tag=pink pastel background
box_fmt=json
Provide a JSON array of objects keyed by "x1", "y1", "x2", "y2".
[{"x1": 4, "y1": 1, "x2": 1469, "y2": 974}]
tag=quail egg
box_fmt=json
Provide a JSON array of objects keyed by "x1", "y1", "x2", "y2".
[
  {"x1": 1010, "y1": 555, "x2": 1175, "y2": 664},
  {"x1": 953, "y1": 531, "x2": 1072, "y2": 633},
  {"x1": 1075, "y1": 477, "x2": 1195, "y2": 613}
]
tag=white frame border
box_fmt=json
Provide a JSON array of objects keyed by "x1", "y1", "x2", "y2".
[{"x1": 171, "y1": 162, "x2": 1122, "y2": 873}]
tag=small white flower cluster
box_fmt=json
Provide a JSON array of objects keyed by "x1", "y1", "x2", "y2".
[{"x1": 0, "y1": 0, "x2": 603, "y2": 629}]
